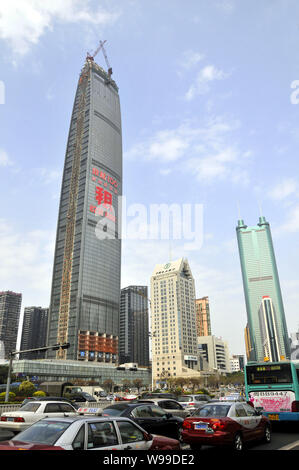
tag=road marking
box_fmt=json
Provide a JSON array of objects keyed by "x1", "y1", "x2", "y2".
[{"x1": 279, "y1": 440, "x2": 299, "y2": 450}]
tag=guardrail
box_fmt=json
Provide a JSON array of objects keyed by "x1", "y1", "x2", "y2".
[{"x1": 0, "y1": 400, "x2": 111, "y2": 416}]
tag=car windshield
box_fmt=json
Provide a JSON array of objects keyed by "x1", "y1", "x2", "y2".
[
  {"x1": 194, "y1": 396, "x2": 208, "y2": 401},
  {"x1": 193, "y1": 404, "x2": 231, "y2": 417},
  {"x1": 177, "y1": 396, "x2": 193, "y2": 402},
  {"x1": 12, "y1": 420, "x2": 71, "y2": 445},
  {"x1": 18, "y1": 402, "x2": 41, "y2": 412},
  {"x1": 102, "y1": 405, "x2": 128, "y2": 416}
]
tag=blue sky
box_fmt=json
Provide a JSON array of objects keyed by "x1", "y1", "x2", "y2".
[{"x1": 1, "y1": 0, "x2": 299, "y2": 357}]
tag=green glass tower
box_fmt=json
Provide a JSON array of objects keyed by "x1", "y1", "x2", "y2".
[{"x1": 236, "y1": 215, "x2": 290, "y2": 362}]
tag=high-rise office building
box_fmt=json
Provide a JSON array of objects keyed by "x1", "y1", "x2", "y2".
[
  {"x1": 119, "y1": 286, "x2": 150, "y2": 367},
  {"x1": 195, "y1": 296, "x2": 211, "y2": 337},
  {"x1": 236, "y1": 215, "x2": 290, "y2": 362},
  {"x1": 0, "y1": 291, "x2": 22, "y2": 358},
  {"x1": 150, "y1": 258, "x2": 200, "y2": 387},
  {"x1": 20, "y1": 307, "x2": 49, "y2": 359},
  {"x1": 47, "y1": 51, "x2": 122, "y2": 362}
]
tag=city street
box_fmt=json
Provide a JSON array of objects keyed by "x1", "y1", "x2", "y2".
[{"x1": 0, "y1": 422, "x2": 298, "y2": 451}]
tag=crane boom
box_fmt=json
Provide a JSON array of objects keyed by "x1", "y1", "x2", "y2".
[{"x1": 86, "y1": 40, "x2": 113, "y2": 78}]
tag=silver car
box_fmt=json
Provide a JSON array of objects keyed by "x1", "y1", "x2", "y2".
[
  {"x1": 177, "y1": 395, "x2": 211, "y2": 410},
  {"x1": 0, "y1": 416, "x2": 181, "y2": 450},
  {"x1": 137, "y1": 399, "x2": 190, "y2": 418}
]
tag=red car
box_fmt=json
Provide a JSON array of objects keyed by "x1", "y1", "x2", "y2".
[{"x1": 182, "y1": 401, "x2": 271, "y2": 451}]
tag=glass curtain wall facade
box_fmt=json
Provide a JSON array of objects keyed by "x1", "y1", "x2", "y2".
[
  {"x1": 119, "y1": 286, "x2": 150, "y2": 367},
  {"x1": 47, "y1": 56, "x2": 122, "y2": 363},
  {"x1": 236, "y1": 216, "x2": 290, "y2": 362},
  {"x1": 20, "y1": 307, "x2": 49, "y2": 359},
  {"x1": 0, "y1": 291, "x2": 22, "y2": 358}
]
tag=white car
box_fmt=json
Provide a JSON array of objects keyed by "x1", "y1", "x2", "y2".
[
  {"x1": 0, "y1": 400, "x2": 78, "y2": 433},
  {"x1": 177, "y1": 395, "x2": 211, "y2": 409},
  {"x1": 0, "y1": 416, "x2": 181, "y2": 450}
]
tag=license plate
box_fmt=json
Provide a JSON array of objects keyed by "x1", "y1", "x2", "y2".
[
  {"x1": 195, "y1": 423, "x2": 208, "y2": 430},
  {"x1": 7, "y1": 418, "x2": 14, "y2": 422},
  {"x1": 268, "y1": 414, "x2": 279, "y2": 421}
]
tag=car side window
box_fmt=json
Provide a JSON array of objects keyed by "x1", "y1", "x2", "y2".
[
  {"x1": 150, "y1": 406, "x2": 167, "y2": 417},
  {"x1": 72, "y1": 424, "x2": 85, "y2": 450},
  {"x1": 131, "y1": 406, "x2": 153, "y2": 418},
  {"x1": 87, "y1": 422, "x2": 118, "y2": 449},
  {"x1": 44, "y1": 403, "x2": 61, "y2": 413},
  {"x1": 243, "y1": 404, "x2": 258, "y2": 417},
  {"x1": 235, "y1": 405, "x2": 247, "y2": 417},
  {"x1": 117, "y1": 421, "x2": 145, "y2": 444},
  {"x1": 160, "y1": 400, "x2": 181, "y2": 410},
  {"x1": 59, "y1": 403, "x2": 75, "y2": 413}
]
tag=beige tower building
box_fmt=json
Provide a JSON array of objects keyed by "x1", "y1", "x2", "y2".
[
  {"x1": 195, "y1": 296, "x2": 211, "y2": 337},
  {"x1": 150, "y1": 258, "x2": 201, "y2": 388}
]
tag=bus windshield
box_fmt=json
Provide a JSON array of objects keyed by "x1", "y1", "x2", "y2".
[{"x1": 246, "y1": 363, "x2": 293, "y2": 385}]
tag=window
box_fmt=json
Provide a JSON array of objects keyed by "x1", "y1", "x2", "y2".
[
  {"x1": 150, "y1": 406, "x2": 167, "y2": 418},
  {"x1": 87, "y1": 421, "x2": 118, "y2": 448},
  {"x1": 19, "y1": 402, "x2": 41, "y2": 412},
  {"x1": 235, "y1": 405, "x2": 247, "y2": 417},
  {"x1": 59, "y1": 403, "x2": 75, "y2": 413},
  {"x1": 159, "y1": 400, "x2": 181, "y2": 410},
  {"x1": 243, "y1": 404, "x2": 258, "y2": 417},
  {"x1": 44, "y1": 403, "x2": 61, "y2": 413},
  {"x1": 131, "y1": 406, "x2": 153, "y2": 418},
  {"x1": 117, "y1": 421, "x2": 145, "y2": 444},
  {"x1": 72, "y1": 425, "x2": 85, "y2": 450}
]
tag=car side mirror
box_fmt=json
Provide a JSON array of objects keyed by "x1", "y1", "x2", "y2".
[{"x1": 144, "y1": 433, "x2": 152, "y2": 441}]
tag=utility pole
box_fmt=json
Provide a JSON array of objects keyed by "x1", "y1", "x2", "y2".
[{"x1": 5, "y1": 343, "x2": 70, "y2": 402}]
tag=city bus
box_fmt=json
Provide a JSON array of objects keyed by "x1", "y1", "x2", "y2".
[{"x1": 244, "y1": 360, "x2": 299, "y2": 422}]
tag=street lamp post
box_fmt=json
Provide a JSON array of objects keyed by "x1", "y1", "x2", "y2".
[{"x1": 4, "y1": 342, "x2": 70, "y2": 402}]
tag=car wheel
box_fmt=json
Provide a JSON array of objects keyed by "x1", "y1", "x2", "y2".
[
  {"x1": 232, "y1": 433, "x2": 243, "y2": 451},
  {"x1": 263, "y1": 425, "x2": 271, "y2": 443}
]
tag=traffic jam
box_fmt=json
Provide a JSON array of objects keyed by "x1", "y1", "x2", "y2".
[{"x1": 0, "y1": 393, "x2": 272, "y2": 451}]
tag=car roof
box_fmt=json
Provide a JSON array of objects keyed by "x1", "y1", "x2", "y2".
[{"x1": 38, "y1": 416, "x2": 136, "y2": 424}]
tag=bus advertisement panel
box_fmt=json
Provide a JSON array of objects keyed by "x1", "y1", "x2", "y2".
[{"x1": 245, "y1": 361, "x2": 299, "y2": 422}]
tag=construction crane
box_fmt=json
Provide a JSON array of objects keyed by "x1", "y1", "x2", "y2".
[{"x1": 86, "y1": 40, "x2": 113, "y2": 79}]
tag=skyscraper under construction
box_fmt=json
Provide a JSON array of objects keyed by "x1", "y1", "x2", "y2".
[{"x1": 47, "y1": 44, "x2": 122, "y2": 363}]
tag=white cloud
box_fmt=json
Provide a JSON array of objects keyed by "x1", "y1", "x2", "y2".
[
  {"x1": 178, "y1": 50, "x2": 205, "y2": 71},
  {"x1": 0, "y1": 0, "x2": 120, "y2": 56},
  {"x1": 0, "y1": 149, "x2": 13, "y2": 167},
  {"x1": 125, "y1": 116, "x2": 252, "y2": 185},
  {"x1": 276, "y1": 204, "x2": 299, "y2": 234},
  {"x1": 185, "y1": 64, "x2": 230, "y2": 101},
  {"x1": 0, "y1": 219, "x2": 55, "y2": 297},
  {"x1": 268, "y1": 178, "x2": 298, "y2": 200}
]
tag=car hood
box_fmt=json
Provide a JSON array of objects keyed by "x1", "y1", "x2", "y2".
[{"x1": 0, "y1": 440, "x2": 64, "y2": 450}]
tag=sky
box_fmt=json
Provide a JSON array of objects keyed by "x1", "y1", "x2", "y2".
[{"x1": 1, "y1": 0, "x2": 299, "y2": 358}]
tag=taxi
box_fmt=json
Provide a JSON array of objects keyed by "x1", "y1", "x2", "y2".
[{"x1": 181, "y1": 401, "x2": 271, "y2": 450}]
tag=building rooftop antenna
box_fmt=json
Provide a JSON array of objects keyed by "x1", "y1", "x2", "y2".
[{"x1": 86, "y1": 40, "x2": 113, "y2": 79}]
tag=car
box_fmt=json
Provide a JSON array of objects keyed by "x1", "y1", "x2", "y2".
[
  {"x1": 0, "y1": 416, "x2": 181, "y2": 450},
  {"x1": 137, "y1": 399, "x2": 190, "y2": 418},
  {"x1": 101, "y1": 403, "x2": 184, "y2": 441},
  {"x1": 177, "y1": 394, "x2": 211, "y2": 409},
  {"x1": 0, "y1": 400, "x2": 78, "y2": 433},
  {"x1": 140, "y1": 393, "x2": 177, "y2": 399},
  {"x1": 181, "y1": 401, "x2": 272, "y2": 451},
  {"x1": 68, "y1": 391, "x2": 97, "y2": 403},
  {"x1": 20, "y1": 396, "x2": 79, "y2": 409}
]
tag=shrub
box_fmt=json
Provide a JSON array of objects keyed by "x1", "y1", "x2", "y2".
[{"x1": 33, "y1": 390, "x2": 46, "y2": 398}]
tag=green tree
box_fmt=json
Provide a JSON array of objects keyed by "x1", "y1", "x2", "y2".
[{"x1": 18, "y1": 381, "x2": 36, "y2": 397}]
